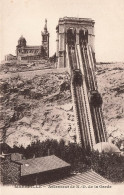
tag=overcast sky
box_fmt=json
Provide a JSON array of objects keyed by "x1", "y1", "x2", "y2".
[{"x1": 0, "y1": 0, "x2": 124, "y2": 62}]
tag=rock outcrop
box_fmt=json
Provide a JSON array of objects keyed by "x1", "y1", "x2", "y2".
[{"x1": 0, "y1": 62, "x2": 124, "y2": 147}]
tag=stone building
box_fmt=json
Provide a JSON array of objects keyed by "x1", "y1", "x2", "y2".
[
  {"x1": 16, "y1": 19, "x2": 49, "y2": 61},
  {"x1": 5, "y1": 54, "x2": 17, "y2": 61},
  {"x1": 56, "y1": 17, "x2": 95, "y2": 68}
]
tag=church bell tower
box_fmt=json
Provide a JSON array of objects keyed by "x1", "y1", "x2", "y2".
[{"x1": 41, "y1": 19, "x2": 49, "y2": 58}]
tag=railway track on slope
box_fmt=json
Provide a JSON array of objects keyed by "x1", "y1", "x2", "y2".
[
  {"x1": 68, "y1": 45, "x2": 93, "y2": 148},
  {"x1": 75, "y1": 84, "x2": 89, "y2": 148},
  {"x1": 81, "y1": 46, "x2": 102, "y2": 143},
  {"x1": 81, "y1": 45, "x2": 107, "y2": 143}
]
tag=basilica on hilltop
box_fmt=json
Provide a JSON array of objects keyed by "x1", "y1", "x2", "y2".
[
  {"x1": 5, "y1": 19, "x2": 49, "y2": 62},
  {"x1": 16, "y1": 19, "x2": 49, "y2": 61}
]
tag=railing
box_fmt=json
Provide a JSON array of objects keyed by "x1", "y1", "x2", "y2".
[
  {"x1": 77, "y1": 44, "x2": 96, "y2": 147},
  {"x1": 67, "y1": 44, "x2": 96, "y2": 149},
  {"x1": 66, "y1": 44, "x2": 82, "y2": 145},
  {"x1": 85, "y1": 45, "x2": 108, "y2": 143},
  {"x1": 66, "y1": 42, "x2": 107, "y2": 149}
]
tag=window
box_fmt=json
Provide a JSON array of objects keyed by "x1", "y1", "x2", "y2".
[{"x1": 43, "y1": 35, "x2": 47, "y2": 42}]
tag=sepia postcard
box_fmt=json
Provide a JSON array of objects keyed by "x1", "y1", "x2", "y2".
[{"x1": 0, "y1": 0, "x2": 124, "y2": 194}]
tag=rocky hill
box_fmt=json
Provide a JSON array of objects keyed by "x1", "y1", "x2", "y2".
[
  {"x1": 0, "y1": 62, "x2": 124, "y2": 147},
  {"x1": 96, "y1": 63, "x2": 124, "y2": 144}
]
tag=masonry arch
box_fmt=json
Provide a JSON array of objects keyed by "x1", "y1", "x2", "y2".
[
  {"x1": 66, "y1": 28, "x2": 76, "y2": 46},
  {"x1": 79, "y1": 29, "x2": 88, "y2": 46}
]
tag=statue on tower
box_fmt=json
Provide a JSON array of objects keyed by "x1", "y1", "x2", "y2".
[
  {"x1": 44, "y1": 19, "x2": 48, "y2": 33},
  {"x1": 41, "y1": 19, "x2": 49, "y2": 58}
]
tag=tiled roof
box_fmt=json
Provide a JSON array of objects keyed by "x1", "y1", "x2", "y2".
[
  {"x1": 26, "y1": 45, "x2": 41, "y2": 49},
  {"x1": 59, "y1": 17, "x2": 95, "y2": 23},
  {"x1": 44, "y1": 170, "x2": 112, "y2": 185},
  {"x1": 16, "y1": 155, "x2": 70, "y2": 176},
  {"x1": 20, "y1": 53, "x2": 41, "y2": 57}
]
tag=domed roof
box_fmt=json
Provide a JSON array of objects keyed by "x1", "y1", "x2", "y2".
[
  {"x1": 18, "y1": 35, "x2": 26, "y2": 42},
  {"x1": 93, "y1": 142, "x2": 120, "y2": 153},
  {"x1": 18, "y1": 35, "x2": 26, "y2": 47}
]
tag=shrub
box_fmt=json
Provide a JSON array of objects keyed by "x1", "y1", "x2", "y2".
[
  {"x1": 11, "y1": 140, "x2": 124, "y2": 183},
  {"x1": 91, "y1": 151, "x2": 124, "y2": 183}
]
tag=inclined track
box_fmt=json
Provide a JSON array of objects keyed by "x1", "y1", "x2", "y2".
[
  {"x1": 68, "y1": 45, "x2": 94, "y2": 149},
  {"x1": 80, "y1": 45, "x2": 107, "y2": 143},
  {"x1": 67, "y1": 42, "x2": 107, "y2": 149}
]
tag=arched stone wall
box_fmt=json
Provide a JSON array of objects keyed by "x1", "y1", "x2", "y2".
[{"x1": 56, "y1": 17, "x2": 95, "y2": 68}]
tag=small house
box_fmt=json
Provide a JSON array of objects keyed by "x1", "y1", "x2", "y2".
[{"x1": 0, "y1": 152, "x2": 71, "y2": 185}]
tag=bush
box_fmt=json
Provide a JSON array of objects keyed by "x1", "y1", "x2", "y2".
[
  {"x1": 11, "y1": 140, "x2": 124, "y2": 183},
  {"x1": 91, "y1": 151, "x2": 124, "y2": 183}
]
